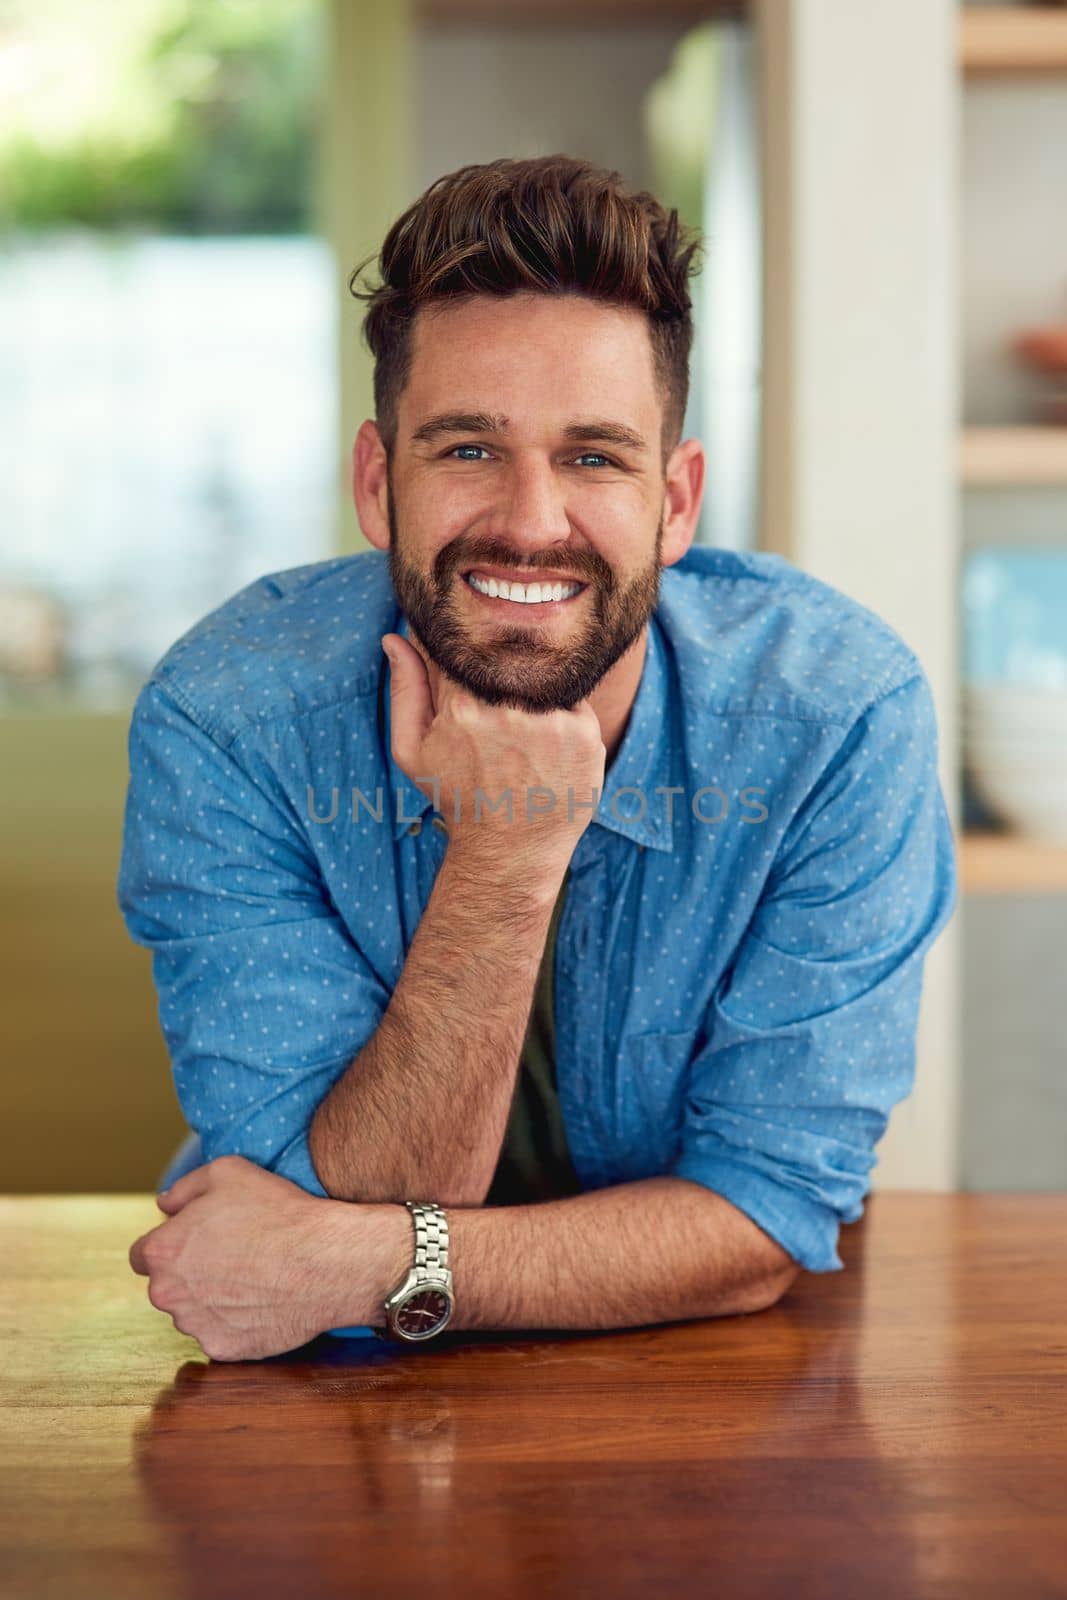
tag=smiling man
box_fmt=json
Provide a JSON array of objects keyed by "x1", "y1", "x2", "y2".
[{"x1": 119, "y1": 155, "x2": 957, "y2": 1361}]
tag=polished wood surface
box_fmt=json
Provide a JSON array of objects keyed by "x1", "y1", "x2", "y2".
[{"x1": 2, "y1": 1192, "x2": 1065, "y2": 1599}]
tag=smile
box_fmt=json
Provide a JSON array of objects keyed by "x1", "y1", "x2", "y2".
[{"x1": 462, "y1": 571, "x2": 586, "y2": 606}]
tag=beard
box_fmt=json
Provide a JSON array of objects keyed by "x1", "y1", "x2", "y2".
[{"x1": 385, "y1": 473, "x2": 664, "y2": 714}]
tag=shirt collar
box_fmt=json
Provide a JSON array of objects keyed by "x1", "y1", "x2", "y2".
[
  {"x1": 596, "y1": 613, "x2": 673, "y2": 853},
  {"x1": 384, "y1": 611, "x2": 674, "y2": 853}
]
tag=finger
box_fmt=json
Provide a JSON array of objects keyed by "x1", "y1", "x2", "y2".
[
  {"x1": 156, "y1": 1163, "x2": 213, "y2": 1214},
  {"x1": 383, "y1": 633, "x2": 434, "y2": 772},
  {"x1": 129, "y1": 1225, "x2": 163, "y2": 1276}
]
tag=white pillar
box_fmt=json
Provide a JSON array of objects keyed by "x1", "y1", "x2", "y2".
[{"x1": 754, "y1": 0, "x2": 961, "y2": 1190}]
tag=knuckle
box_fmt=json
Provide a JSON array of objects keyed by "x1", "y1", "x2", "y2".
[
  {"x1": 141, "y1": 1237, "x2": 162, "y2": 1268},
  {"x1": 201, "y1": 1336, "x2": 234, "y2": 1363},
  {"x1": 450, "y1": 696, "x2": 477, "y2": 725},
  {"x1": 147, "y1": 1278, "x2": 171, "y2": 1312}
]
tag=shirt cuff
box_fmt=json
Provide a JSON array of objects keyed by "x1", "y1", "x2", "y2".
[
  {"x1": 269, "y1": 1129, "x2": 330, "y2": 1199},
  {"x1": 670, "y1": 1151, "x2": 847, "y2": 1273}
]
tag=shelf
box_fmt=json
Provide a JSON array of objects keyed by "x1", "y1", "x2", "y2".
[
  {"x1": 960, "y1": 830, "x2": 1067, "y2": 894},
  {"x1": 961, "y1": 7, "x2": 1067, "y2": 73},
  {"x1": 960, "y1": 426, "x2": 1067, "y2": 486}
]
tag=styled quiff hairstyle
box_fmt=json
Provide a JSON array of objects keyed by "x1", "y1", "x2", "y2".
[{"x1": 349, "y1": 154, "x2": 704, "y2": 471}]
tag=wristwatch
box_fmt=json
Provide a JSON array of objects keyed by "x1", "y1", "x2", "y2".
[{"x1": 373, "y1": 1201, "x2": 455, "y2": 1342}]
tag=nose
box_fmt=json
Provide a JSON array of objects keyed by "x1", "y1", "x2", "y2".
[{"x1": 485, "y1": 453, "x2": 573, "y2": 557}]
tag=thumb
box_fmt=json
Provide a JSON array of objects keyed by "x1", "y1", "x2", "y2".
[
  {"x1": 155, "y1": 1163, "x2": 211, "y2": 1213},
  {"x1": 382, "y1": 633, "x2": 434, "y2": 773}
]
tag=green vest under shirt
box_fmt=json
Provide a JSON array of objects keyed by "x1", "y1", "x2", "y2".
[{"x1": 483, "y1": 864, "x2": 583, "y2": 1207}]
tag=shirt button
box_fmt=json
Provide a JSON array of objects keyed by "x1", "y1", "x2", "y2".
[
  {"x1": 408, "y1": 820, "x2": 422, "y2": 836},
  {"x1": 431, "y1": 815, "x2": 449, "y2": 834}
]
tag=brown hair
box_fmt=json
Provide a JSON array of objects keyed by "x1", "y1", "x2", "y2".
[{"x1": 348, "y1": 154, "x2": 704, "y2": 471}]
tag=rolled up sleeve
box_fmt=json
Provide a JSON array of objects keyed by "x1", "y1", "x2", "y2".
[
  {"x1": 116, "y1": 679, "x2": 391, "y2": 1198},
  {"x1": 670, "y1": 669, "x2": 958, "y2": 1273}
]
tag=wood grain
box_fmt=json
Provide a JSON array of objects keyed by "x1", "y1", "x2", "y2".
[{"x1": 1, "y1": 1192, "x2": 1065, "y2": 1599}]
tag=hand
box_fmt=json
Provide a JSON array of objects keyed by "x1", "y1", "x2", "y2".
[
  {"x1": 383, "y1": 631, "x2": 606, "y2": 879},
  {"x1": 128, "y1": 1155, "x2": 384, "y2": 1362}
]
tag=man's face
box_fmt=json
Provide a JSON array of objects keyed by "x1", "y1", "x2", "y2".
[{"x1": 384, "y1": 290, "x2": 671, "y2": 713}]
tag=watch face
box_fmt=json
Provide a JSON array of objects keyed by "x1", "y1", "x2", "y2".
[{"x1": 395, "y1": 1287, "x2": 452, "y2": 1340}]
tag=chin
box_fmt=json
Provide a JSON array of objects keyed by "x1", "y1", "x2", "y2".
[{"x1": 452, "y1": 654, "x2": 603, "y2": 713}]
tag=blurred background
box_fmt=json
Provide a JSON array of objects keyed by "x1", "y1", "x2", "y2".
[{"x1": 1, "y1": 0, "x2": 1064, "y2": 1195}]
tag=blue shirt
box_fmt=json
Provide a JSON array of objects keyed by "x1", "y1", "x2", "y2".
[{"x1": 116, "y1": 545, "x2": 957, "y2": 1336}]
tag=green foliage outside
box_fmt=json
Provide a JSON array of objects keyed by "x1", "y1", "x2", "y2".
[{"x1": 0, "y1": 0, "x2": 323, "y2": 233}]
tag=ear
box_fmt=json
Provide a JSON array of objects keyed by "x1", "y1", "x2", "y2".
[
  {"x1": 352, "y1": 419, "x2": 391, "y2": 553},
  {"x1": 659, "y1": 437, "x2": 706, "y2": 569}
]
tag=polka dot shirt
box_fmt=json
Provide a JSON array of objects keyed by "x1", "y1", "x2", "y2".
[{"x1": 116, "y1": 545, "x2": 958, "y2": 1282}]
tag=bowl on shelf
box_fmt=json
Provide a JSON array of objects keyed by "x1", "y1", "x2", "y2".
[
  {"x1": 963, "y1": 549, "x2": 1067, "y2": 684},
  {"x1": 960, "y1": 762, "x2": 1067, "y2": 843},
  {"x1": 1014, "y1": 323, "x2": 1067, "y2": 425},
  {"x1": 961, "y1": 683, "x2": 1067, "y2": 742},
  {"x1": 962, "y1": 550, "x2": 1067, "y2": 841}
]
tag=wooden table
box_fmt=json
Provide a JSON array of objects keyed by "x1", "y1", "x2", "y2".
[{"x1": 2, "y1": 1193, "x2": 1065, "y2": 1600}]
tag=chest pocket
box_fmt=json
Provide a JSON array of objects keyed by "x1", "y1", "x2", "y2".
[{"x1": 615, "y1": 1029, "x2": 696, "y2": 1180}]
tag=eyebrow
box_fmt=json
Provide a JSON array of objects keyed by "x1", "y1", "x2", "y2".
[{"x1": 409, "y1": 411, "x2": 648, "y2": 454}]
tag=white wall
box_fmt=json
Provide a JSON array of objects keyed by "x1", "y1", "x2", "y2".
[
  {"x1": 413, "y1": 21, "x2": 691, "y2": 195},
  {"x1": 755, "y1": 0, "x2": 962, "y2": 1190}
]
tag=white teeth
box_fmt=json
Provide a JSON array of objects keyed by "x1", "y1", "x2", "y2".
[{"x1": 466, "y1": 572, "x2": 581, "y2": 604}]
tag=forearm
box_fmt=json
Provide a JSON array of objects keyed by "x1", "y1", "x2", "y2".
[
  {"x1": 348, "y1": 1176, "x2": 801, "y2": 1334},
  {"x1": 308, "y1": 850, "x2": 562, "y2": 1207}
]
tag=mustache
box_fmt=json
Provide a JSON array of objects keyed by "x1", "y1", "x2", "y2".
[{"x1": 435, "y1": 544, "x2": 613, "y2": 590}]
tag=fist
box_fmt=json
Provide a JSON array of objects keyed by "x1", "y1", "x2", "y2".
[{"x1": 382, "y1": 632, "x2": 606, "y2": 878}]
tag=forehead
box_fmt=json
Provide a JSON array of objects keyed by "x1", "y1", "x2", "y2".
[{"x1": 402, "y1": 291, "x2": 659, "y2": 420}]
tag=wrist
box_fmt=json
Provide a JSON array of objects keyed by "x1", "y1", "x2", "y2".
[
  {"x1": 440, "y1": 840, "x2": 569, "y2": 911},
  {"x1": 323, "y1": 1200, "x2": 413, "y2": 1329}
]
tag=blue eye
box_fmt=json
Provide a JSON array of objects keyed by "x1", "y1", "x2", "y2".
[{"x1": 446, "y1": 446, "x2": 616, "y2": 468}]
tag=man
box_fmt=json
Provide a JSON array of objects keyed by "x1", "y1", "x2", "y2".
[{"x1": 121, "y1": 155, "x2": 956, "y2": 1362}]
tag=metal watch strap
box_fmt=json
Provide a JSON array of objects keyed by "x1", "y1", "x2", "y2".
[{"x1": 407, "y1": 1199, "x2": 450, "y2": 1276}]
